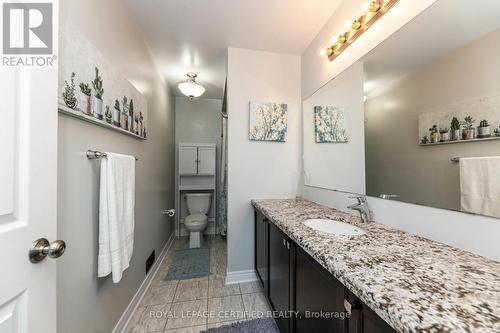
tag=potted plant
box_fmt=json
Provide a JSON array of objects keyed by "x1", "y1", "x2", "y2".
[
  {"x1": 134, "y1": 115, "x2": 139, "y2": 134},
  {"x1": 128, "y1": 98, "x2": 134, "y2": 133},
  {"x1": 477, "y1": 120, "x2": 491, "y2": 138},
  {"x1": 420, "y1": 136, "x2": 429, "y2": 145},
  {"x1": 62, "y1": 72, "x2": 78, "y2": 109},
  {"x1": 450, "y1": 117, "x2": 460, "y2": 141},
  {"x1": 105, "y1": 105, "x2": 112, "y2": 124},
  {"x1": 439, "y1": 127, "x2": 450, "y2": 142},
  {"x1": 429, "y1": 125, "x2": 439, "y2": 143},
  {"x1": 139, "y1": 112, "x2": 144, "y2": 137},
  {"x1": 461, "y1": 116, "x2": 476, "y2": 140},
  {"x1": 113, "y1": 99, "x2": 121, "y2": 127},
  {"x1": 121, "y1": 96, "x2": 129, "y2": 130},
  {"x1": 494, "y1": 127, "x2": 500, "y2": 137},
  {"x1": 92, "y1": 67, "x2": 104, "y2": 120},
  {"x1": 78, "y1": 82, "x2": 92, "y2": 115}
]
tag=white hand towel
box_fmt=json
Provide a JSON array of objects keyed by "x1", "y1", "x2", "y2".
[
  {"x1": 98, "y1": 152, "x2": 135, "y2": 283},
  {"x1": 460, "y1": 156, "x2": 500, "y2": 218}
]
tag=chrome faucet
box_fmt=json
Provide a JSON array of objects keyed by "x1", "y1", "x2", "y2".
[{"x1": 347, "y1": 195, "x2": 372, "y2": 224}]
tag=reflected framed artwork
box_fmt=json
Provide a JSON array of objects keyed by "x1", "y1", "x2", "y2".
[{"x1": 314, "y1": 106, "x2": 349, "y2": 143}]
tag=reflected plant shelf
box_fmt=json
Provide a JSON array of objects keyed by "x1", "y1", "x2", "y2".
[{"x1": 420, "y1": 136, "x2": 500, "y2": 146}]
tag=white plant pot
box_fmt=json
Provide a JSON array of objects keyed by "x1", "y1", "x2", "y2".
[
  {"x1": 113, "y1": 108, "x2": 120, "y2": 127},
  {"x1": 478, "y1": 126, "x2": 491, "y2": 138},
  {"x1": 440, "y1": 132, "x2": 449, "y2": 142},
  {"x1": 128, "y1": 115, "x2": 133, "y2": 132},
  {"x1": 79, "y1": 93, "x2": 92, "y2": 115},
  {"x1": 92, "y1": 97, "x2": 103, "y2": 120}
]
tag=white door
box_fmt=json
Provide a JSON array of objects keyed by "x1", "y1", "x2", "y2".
[
  {"x1": 198, "y1": 146, "x2": 216, "y2": 175},
  {"x1": 0, "y1": 42, "x2": 60, "y2": 333},
  {"x1": 179, "y1": 146, "x2": 198, "y2": 175}
]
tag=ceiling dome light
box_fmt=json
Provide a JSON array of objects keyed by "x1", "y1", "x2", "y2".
[{"x1": 178, "y1": 72, "x2": 205, "y2": 99}]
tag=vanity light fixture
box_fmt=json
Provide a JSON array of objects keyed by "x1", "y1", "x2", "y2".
[
  {"x1": 323, "y1": 0, "x2": 400, "y2": 62},
  {"x1": 178, "y1": 72, "x2": 206, "y2": 99}
]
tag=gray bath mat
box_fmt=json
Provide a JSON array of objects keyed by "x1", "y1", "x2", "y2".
[
  {"x1": 164, "y1": 248, "x2": 210, "y2": 281},
  {"x1": 202, "y1": 318, "x2": 279, "y2": 333}
]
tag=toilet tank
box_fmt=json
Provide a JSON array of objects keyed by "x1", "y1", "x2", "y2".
[{"x1": 185, "y1": 193, "x2": 212, "y2": 214}]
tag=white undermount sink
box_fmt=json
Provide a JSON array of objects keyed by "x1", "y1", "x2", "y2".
[{"x1": 303, "y1": 219, "x2": 366, "y2": 236}]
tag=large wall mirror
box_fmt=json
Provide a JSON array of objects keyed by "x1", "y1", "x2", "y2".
[{"x1": 303, "y1": 0, "x2": 500, "y2": 219}]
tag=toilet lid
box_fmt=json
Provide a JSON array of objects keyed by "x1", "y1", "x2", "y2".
[{"x1": 185, "y1": 213, "x2": 208, "y2": 224}]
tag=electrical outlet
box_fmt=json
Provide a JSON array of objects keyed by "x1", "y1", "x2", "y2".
[{"x1": 146, "y1": 250, "x2": 155, "y2": 275}]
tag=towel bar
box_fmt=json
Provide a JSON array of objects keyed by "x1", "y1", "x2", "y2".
[{"x1": 86, "y1": 150, "x2": 138, "y2": 161}]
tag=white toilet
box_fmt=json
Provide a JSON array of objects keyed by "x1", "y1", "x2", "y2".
[{"x1": 184, "y1": 193, "x2": 212, "y2": 248}]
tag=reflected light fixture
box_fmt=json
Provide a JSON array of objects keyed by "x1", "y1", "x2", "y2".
[
  {"x1": 322, "y1": 0, "x2": 400, "y2": 62},
  {"x1": 178, "y1": 72, "x2": 205, "y2": 99}
]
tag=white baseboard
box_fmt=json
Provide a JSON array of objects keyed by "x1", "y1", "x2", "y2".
[
  {"x1": 112, "y1": 233, "x2": 175, "y2": 333},
  {"x1": 225, "y1": 269, "x2": 258, "y2": 285}
]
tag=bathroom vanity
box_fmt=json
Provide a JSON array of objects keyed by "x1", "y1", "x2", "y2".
[{"x1": 253, "y1": 199, "x2": 500, "y2": 333}]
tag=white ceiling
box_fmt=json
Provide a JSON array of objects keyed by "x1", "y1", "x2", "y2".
[
  {"x1": 125, "y1": 0, "x2": 343, "y2": 99},
  {"x1": 363, "y1": 0, "x2": 500, "y2": 98}
]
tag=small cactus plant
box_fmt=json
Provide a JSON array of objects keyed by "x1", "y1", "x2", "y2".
[
  {"x1": 429, "y1": 125, "x2": 438, "y2": 134},
  {"x1": 105, "y1": 105, "x2": 112, "y2": 123},
  {"x1": 450, "y1": 117, "x2": 460, "y2": 131},
  {"x1": 79, "y1": 82, "x2": 91, "y2": 96},
  {"x1": 92, "y1": 67, "x2": 104, "y2": 100},
  {"x1": 62, "y1": 72, "x2": 78, "y2": 109},
  {"x1": 439, "y1": 126, "x2": 449, "y2": 134},
  {"x1": 479, "y1": 120, "x2": 489, "y2": 127},
  {"x1": 114, "y1": 99, "x2": 120, "y2": 111},
  {"x1": 129, "y1": 99, "x2": 134, "y2": 132},
  {"x1": 462, "y1": 116, "x2": 475, "y2": 129}
]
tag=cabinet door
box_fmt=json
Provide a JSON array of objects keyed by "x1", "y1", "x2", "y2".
[
  {"x1": 269, "y1": 223, "x2": 292, "y2": 333},
  {"x1": 295, "y1": 247, "x2": 346, "y2": 333},
  {"x1": 198, "y1": 146, "x2": 216, "y2": 175},
  {"x1": 179, "y1": 146, "x2": 198, "y2": 175},
  {"x1": 360, "y1": 304, "x2": 397, "y2": 333},
  {"x1": 346, "y1": 291, "x2": 396, "y2": 333},
  {"x1": 255, "y1": 211, "x2": 268, "y2": 296}
]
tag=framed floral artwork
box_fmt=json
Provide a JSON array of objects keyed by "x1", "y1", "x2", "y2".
[
  {"x1": 314, "y1": 106, "x2": 349, "y2": 143},
  {"x1": 249, "y1": 102, "x2": 288, "y2": 142}
]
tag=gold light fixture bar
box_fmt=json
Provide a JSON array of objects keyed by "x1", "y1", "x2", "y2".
[{"x1": 326, "y1": 0, "x2": 400, "y2": 61}]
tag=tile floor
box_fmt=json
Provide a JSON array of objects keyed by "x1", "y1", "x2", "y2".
[{"x1": 124, "y1": 236, "x2": 272, "y2": 333}]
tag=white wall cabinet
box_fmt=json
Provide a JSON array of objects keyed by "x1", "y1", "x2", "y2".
[
  {"x1": 198, "y1": 146, "x2": 216, "y2": 175},
  {"x1": 179, "y1": 144, "x2": 216, "y2": 175},
  {"x1": 179, "y1": 146, "x2": 199, "y2": 175}
]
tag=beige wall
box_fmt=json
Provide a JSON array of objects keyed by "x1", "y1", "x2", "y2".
[
  {"x1": 57, "y1": 1, "x2": 175, "y2": 332},
  {"x1": 366, "y1": 28, "x2": 500, "y2": 211},
  {"x1": 227, "y1": 48, "x2": 301, "y2": 275}
]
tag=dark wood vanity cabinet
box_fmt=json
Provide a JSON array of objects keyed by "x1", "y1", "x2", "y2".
[
  {"x1": 295, "y1": 246, "x2": 346, "y2": 333},
  {"x1": 254, "y1": 209, "x2": 397, "y2": 333},
  {"x1": 268, "y1": 222, "x2": 295, "y2": 333},
  {"x1": 255, "y1": 211, "x2": 268, "y2": 295}
]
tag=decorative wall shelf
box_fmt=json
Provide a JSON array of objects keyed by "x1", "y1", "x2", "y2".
[
  {"x1": 419, "y1": 136, "x2": 500, "y2": 146},
  {"x1": 58, "y1": 104, "x2": 146, "y2": 140}
]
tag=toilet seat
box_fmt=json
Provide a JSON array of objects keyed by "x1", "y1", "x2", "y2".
[{"x1": 185, "y1": 213, "x2": 208, "y2": 224}]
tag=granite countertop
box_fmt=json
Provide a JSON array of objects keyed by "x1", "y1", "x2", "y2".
[{"x1": 252, "y1": 198, "x2": 500, "y2": 333}]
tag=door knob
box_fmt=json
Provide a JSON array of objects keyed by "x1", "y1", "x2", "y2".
[{"x1": 29, "y1": 238, "x2": 66, "y2": 263}]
